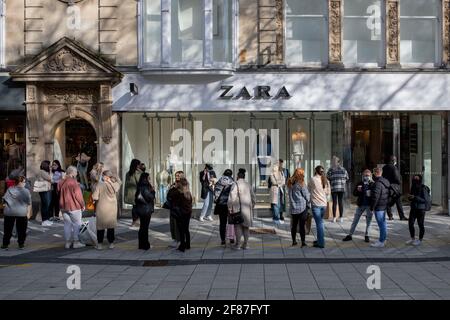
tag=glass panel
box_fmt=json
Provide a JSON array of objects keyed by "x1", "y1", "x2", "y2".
[
  {"x1": 343, "y1": 0, "x2": 382, "y2": 64},
  {"x1": 289, "y1": 119, "x2": 311, "y2": 181},
  {"x1": 213, "y1": 0, "x2": 233, "y2": 63},
  {"x1": 171, "y1": 0, "x2": 204, "y2": 64},
  {"x1": 143, "y1": 0, "x2": 161, "y2": 64},
  {"x1": 286, "y1": 0, "x2": 326, "y2": 64},
  {"x1": 400, "y1": 0, "x2": 438, "y2": 17}
]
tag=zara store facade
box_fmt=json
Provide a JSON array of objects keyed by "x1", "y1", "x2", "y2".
[{"x1": 114, "y1": 0, "x2": 450, "y2": 210}]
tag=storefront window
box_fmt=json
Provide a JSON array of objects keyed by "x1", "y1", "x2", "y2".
[
  {"x1": 0, "y1": 114, "x2": 26, "y2": 181},
  {"x1": 0, "y1": 0, "x2": 4, "y2": 67},
  {"x1": 143, "y1": 0, "x2": 161, "y2": 64},
  {"x1": 213, "y1": 0, "x2": 233, "y2": 64},
  {"x1": 343, "y1": 0, "x2": 382, "y2": 66},
  {"x1": 285, "y1": 0, "x2": 327, "y2": 65},
  {"x1": 400, "y1": 0, "x2": 439, "y2": 66}
]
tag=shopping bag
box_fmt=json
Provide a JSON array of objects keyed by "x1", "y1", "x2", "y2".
[
  {"x1": 83, "y1": 191, "x2": 95, "y2": 212},
  {"x1": 226, "y1": 223, "x2": 235, "y2": 241},
  {"x1": 79, "y1": 217, "x2": 98, "y2": 246}
]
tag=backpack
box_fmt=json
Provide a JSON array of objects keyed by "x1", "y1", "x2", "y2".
[
  {"x1": 423, "y1": 185, "x2": 432, "y2": 211},
  {"x1": 216, "y1": 184, "x2": 232, "y2": 206},
  {"x1": 380, "y1": 180, "x2": 401, "y2": 207}
]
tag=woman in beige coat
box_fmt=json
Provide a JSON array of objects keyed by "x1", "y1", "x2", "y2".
[
  {"x1": 269, "y1": 164, "x2": 285, "y2": 226},
  {"x1": 92, "y1": 170, "x2": 122, "y2": 250},
  {"x1": 228, "y1": 169, "x2": 256, "y2": 250}
]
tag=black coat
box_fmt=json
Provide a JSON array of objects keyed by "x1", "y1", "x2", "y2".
[
  {"x1": 353, "y1": 180, "x2": 375, "y2": 207},
  {"x1": 382, "y1": 164, "x2": 401, "y2": 185},
  {"x1": 199, "y1": 169, "x2": 216, "y2": 199},
  {"x1": 410, "y1": 184, "x2": 428, "y2": 211},
  {"x1": 134, "y1": 185, "x2": 155, "y2": 216},
  {"x1": 168, "y1": 188, "x2": 193, "y2": 218},
  {"x1": 370, "y1": 177, "x2": 390, "y2": 211}
]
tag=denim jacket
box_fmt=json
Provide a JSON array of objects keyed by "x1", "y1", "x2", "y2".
[{"x1": 289, "y1": 183, "x2": 310, "y2": 215}]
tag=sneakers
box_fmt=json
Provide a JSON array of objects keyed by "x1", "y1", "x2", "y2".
[
  {"x1": 72, "y1": 241, "x2": 86, "y2": 249},
  {"x1": 199, "y1": 217, "x2": 205, "y2": 222},
  {"x1": 406, "y1": 239, "x2": 415, "y2": 245},
  {"x1": 301, "y1": 242, "x2": 307, "y2": 248},
  {"x1": 371, "y1": 241, "x2": 385, "y2": 248},
  {"x1": 333, "y1": 217, "x2": 337, "y2": 223},
  {"x1": 412, "y1": 239, "x2": 422, "y2": 246},
  {"x1": 169, "y1": 240, "x2": 179, "y2": 248},
  {"x1": 129, "y1": 221, "x2": 140, "y2": 230},
  {"x1": 279, "y1": 220, "x2": 285, "y2": 225},
  {"x1": 340, "y1": 218, "x2": 344, "y2": 223},
  {"x1": 365, "y1": 236, "x2": 370, "y2": 243},
  {"x1": 109, "y1": 243, "x2": 115, "y2": 249},
  {"x1": 42, "y1": 220, "x2": 53, "y2": 227},
  {"x1": 96, "y1": 244, "x2": 103, "y2": 250},
  {"x1": 342, "y1": 235, "x2": 353, "y2": 242},
  {"x1": 206, "y1": 216, "x2": 214, "y2": 221},
  {"x1": 65, "y1": 242, "x2": 72, "y2": 249},
  {"x1": 18, "y1": 244, "x2": 25, "y2": 250},
  {"x1": 232, "y1": 245, "x2": 241, "y2": 250}
]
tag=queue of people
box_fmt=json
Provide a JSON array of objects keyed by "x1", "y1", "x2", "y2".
[{"x1": 1, "y1": 155, "x2": 432, "y2": 251}]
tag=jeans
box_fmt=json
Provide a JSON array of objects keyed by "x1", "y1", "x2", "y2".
[
  {"x1": 331, "y1": 191, "x2": 345, "y2": 218},
  {"x1": 39, "y1": 191, "x2": 52, "y2": 222},
  {"x1": 62, "y1": 210, "x2": 82, "y2": 242},
  {"x1": 159, "y1": 185, "x2": 168, "y2": 205},
  {"x1": 291, "y1": 212, "x2": 308, "y2": 243},
  {"x1": 374, "y1": 210, "x2": 387, "y2": 243},
  {"x1": 312, "y1": 206, "x2": 326, "y2": 247},
  {"x1": 97, "y1": 229, "x2": 115, "y2": 244},
  {"x1": 200, "y1": 190, "x2": 213, "y2": 218},
  {"x1": 348, "y1": 206, "x2": 373, "y2": 236},
  {"x1": 409, "y1": 209, "x2": 425, "y2": 240},
  {"x1": 3, "y1": 216, "x2": 28, "y2": 247},
  {"x1": 176, "y1": 215, "x2": 191, "y2": 250},
  {"x1": 138, "y1": 213, "x2": 151, "y2": 250},
  {"x1": 271, "y1": 203, "x2": 281, "y2": 221}
]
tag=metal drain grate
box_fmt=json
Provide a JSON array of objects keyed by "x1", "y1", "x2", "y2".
[
  {"x1": 142, "y1": 260, "x2": 169, "y2": 267},
  {"x1": 250, "y1": 227, "x2": 276, "y2": 234}
]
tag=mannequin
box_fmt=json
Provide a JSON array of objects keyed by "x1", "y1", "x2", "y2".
[{"x1": 157, "y1": 165, "x2": 171, "y2": 206}]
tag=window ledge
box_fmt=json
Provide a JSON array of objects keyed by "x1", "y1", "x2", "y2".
[{"x1": 139, "y1": 66, "x2": 236, "y2": 76}]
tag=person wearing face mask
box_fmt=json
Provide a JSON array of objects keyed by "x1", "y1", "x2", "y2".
[
  {"x1": 343, "y1": 169, "x2": 375, "y2": 243},
  {"x1": 383, "y1": 155, "x2": 407, "y2": 221},
  {"x1": 406, "y1": 175, "x2": 430, "y2": 246},
  {"x1": 370, "y1": 167, "x2": 390, "y2": 248}
]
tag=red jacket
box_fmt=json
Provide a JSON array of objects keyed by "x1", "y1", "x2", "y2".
[{"x1": 58, "y1": 177, "x2": 85, "y2": 212}]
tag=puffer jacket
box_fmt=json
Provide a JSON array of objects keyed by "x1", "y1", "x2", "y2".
[
  {"x1": 289, "y1": 183, "x2": 310, "y2": 215},
  {"x1": 2, "y1": 186, "x2": 32, "y2": 217},
  {"x1": 214, "y1": 176, "x2": 234, "y2": 206},
  {"x1": 410, "y1": 184, "x2": 429, "y2": 211},
  {"x1": 370, "y1": 177, "x2": 390, "y2": 211}
]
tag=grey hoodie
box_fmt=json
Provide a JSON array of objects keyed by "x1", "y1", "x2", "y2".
[{"x1": 2, "y1": 186, "x2": 32, "y2": 217}]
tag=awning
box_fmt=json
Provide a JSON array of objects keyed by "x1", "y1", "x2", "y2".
[{"x1": 0, "y1": 76, "x2": 25, "y2": 111}]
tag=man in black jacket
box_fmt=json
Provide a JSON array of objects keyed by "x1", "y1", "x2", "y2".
[
  {"x1": 370, "y1": 167, "x2": 390, "y2": 248},
  {"x1": 383, "y1": 156, "x2": 407, "y2": 221},
  {"x1": 343, "y1": 169, "x2": 374, "y2": 243}
]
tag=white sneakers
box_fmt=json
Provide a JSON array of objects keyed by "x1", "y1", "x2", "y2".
[
  {"x1": 96, "y1": 243, "x2": 114, "y2": 250},
  {"x1": 199, "y1": 217, "x2": 205, "y2": 222},
  {"x1": 169, "y1": 240, "x2": 179, "y2": 248},
  {"x1": 406, "y1": 239, "x2": 415, "y2": 245},
  {"x1": 340, "y1": 218, "x2": 344, "y2": 223},
  {"x1": 65, "y1": 242, "x2": 72, "y2": 249},
  {"x1": 333, "y1": 217, "x2": 337, "y2": 223},
  {"x1": 72, "y1": 241, "x2": 86, "y2": 249},
  {"x1": 407, "y1": 239, "x2": 422, "y2": 246},
  {"x1": 109, "y1": 243, "x2": 115, "y2": 249},
  {"x1": 206, "y1": 216, "x2": 214, "y2": 221},
  {"x1": 200, "y1": 216, "x2": 213, "y2": 222},
  {"x1": 370, "y1": 241, "x2": 385, "y2": 248},
  {"x1": 42, "y1": 220, "x2": 53, "y2": 227}
]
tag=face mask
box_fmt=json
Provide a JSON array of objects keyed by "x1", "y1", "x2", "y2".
[{"x1": 363, "y1": 176, "x2": 370, "y2": 183}]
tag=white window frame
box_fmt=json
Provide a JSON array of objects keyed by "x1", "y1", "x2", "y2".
[
  {"x1": 139, "y1": 0, "x2": 238, "y2": 72},
  {"x1": 284, "y1": 0, "x2": 329, "y2": 68},
  {"x1": 342, "y1": 0, "x2": 385, "y2": 68},
  {"x1": 399, "y1": 1, "x2": 441, "y2": 68},
  {"x1": 0, "y1": 0, "x2": 5, "y2": 68}
]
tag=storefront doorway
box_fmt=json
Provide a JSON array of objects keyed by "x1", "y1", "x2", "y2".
[{"x1": 0, "y1": 113, "x2": 26, "y2": 180}]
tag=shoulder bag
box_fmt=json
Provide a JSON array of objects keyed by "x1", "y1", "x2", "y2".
[{"x1": 228, "y1": 183, "x2": 244, "y2": 225}]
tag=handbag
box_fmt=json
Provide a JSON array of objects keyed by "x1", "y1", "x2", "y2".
[
  {"x1": 228, "y1": 183, "x2": 244, "y2": 225},
  {"x1": 86, "y1": 193, "x2": 95, "y2": 212},
  {"x1": 33, "y1": 179, "x2": 50, "y2": 193}
]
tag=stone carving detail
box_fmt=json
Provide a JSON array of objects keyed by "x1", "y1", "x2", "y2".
[
  {"x1": 27, "y1": 103, "x2": 40, "y2": 144},
  {"x1": 275, "y1": 0, "x2": 284, "y2": 65},
  {"x1": 42, "y1": 87, "x2": 98, "y2": 103},
  {"x1": 329, "y1": 0, "x2": 342, "y2": 64},
  {"x1": 444, "y1": 1, "x2": 450, "y2": 66},
  {"x1": 386, "y1": 1, "x2": 400, "y2": 65},
  {"x1": 42, "y1": 48, "x2": 88, "y2": 72},
  {"x1": 27, "y1": 85, "x2": 36, "y2": 102}
]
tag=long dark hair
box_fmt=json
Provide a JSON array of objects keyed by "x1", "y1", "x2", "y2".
[
  {"x1": 52, "y1": 160, "x2": 64, "y2": 173},
  {"x1": 177, "y1": 178, "x2": 192, "y2": 200},
  {"x1": 128, "y1": 159, "x2": 141, "y2": 176},
  {"x1": 40, "y1": 160, "x2": 51, "y2": 173},
  {"x1": 315, "y1": 165, "x2": 327, "y2": 189},
  {"x1": 137, "y1": 172, "x2": 151, "y2": 188}
]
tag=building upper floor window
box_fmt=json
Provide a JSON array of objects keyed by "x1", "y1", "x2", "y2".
[
  {"x1": 285, "y1": 0, "x2": 327, "y2": 66},
  {"x1": 0, "y1": 0, "x2": 5, "y2": 68},
  {"x1": 343, "y1": 0, "x2": 383, "y2": 67},
  {"x1": 141, "y1": 0, "x2": 236, "y2": 72},
  {"x1": 400, "y1": 0, "x2": 440, "y2": 66}
]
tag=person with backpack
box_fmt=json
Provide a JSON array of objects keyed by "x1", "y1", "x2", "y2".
[
  {"x1": 214, "y1": 169, "x2": 234, "y2": 246},
  {"x1": 383, "y1": 156, "x2": 407, "y2": 221},
  {"x1": 327, "y1": 156, "x2": 349, "y2": 223},
  {"x1": 406, "y1": 175, "x2": 430, "y2": 246},
  {"x1": 370, "y1": 167, "x2": 390, "y2": 248},
  {"x1": 288, "y1": 168, "x2": 310, "y2": 247}
]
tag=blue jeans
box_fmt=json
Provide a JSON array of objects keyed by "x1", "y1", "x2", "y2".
[
  {"x1": 39, "y1": 191, "x2": 52, "y2": 222},
  {"x1": 349, "y1": 206, "x2": 373, "y2": 236},
  {"x1": 200, "y1": 190, "x2": 213, "y2": 218},
  {"x1": 312, "y1": 206, "x2": 326, "y2": 247},
  {"x1": 271, "y1": 203, "x2": 281, "y2": 221},
  {"x1": 159, "y1": 185, "x2": 168, "y2": 205},
  {"x1": 374, "y1": 210, "x2": 387, "y2": 243}
]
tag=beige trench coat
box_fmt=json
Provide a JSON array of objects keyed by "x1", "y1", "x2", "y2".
[
  {"x1": 92, "y1": 179, "x2": 122, "y2": 230},
  {"x1": 269, "y1": 173, "x2": 285, "y2": 204},
  {"x1": 227, "y1": 179, "x2": 256, "y2": 228}
]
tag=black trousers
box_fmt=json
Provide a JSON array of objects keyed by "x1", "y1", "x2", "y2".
[
  {"x1": 215, "y1": 204, "x2": 229, "y2": 242},
  {"x1": 409, "y1": 209, "x2": 425, "y2": 240},
  {"x1": 131, "y1": 205, "x2": 139, "y2": 222},
  {"x1": 176, "y1": 215, "x2": 191, "y2": 250},
  {"x1": 3, "y1": 216, "x2": 28, "y2": 246},
  {"x1": 387, "y1": 197, "x2": 406, "y2": 219},
  {"x1": 50, "y1": 184, "x2": 60, "y2": 218},
  {"x1": 332, "y1": 191, "x2": 344, "y2": 218},
  {"x1": 291, "y1": 212, "x2": 308, "y2": 243},
  {"x1": 97, "y1": 228, "x2": 115, "y2": 244},
  {"x1": 138, "y1": 213, "x2": 151, "y2": 250}
]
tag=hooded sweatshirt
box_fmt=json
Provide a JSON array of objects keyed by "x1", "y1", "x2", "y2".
[
  {"x1": 214, "y1": 176, "x2": 234, "y2": 206},
  {"x1": 2, "y1": 186, "x2": 32, "y2": 217}
]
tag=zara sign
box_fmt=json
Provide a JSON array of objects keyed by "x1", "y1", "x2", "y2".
[{"x1": 218, "y1": 85, "x2": 292, "y2": 100}]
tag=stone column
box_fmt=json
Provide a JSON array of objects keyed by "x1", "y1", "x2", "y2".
[
  {"x1": 443, "y1": 0, "x2": 450, "y2": 67},
  {"x1": 25, "y1": 84, "x2": 43, "y2": 178},
  {"x1": 328, "y1": 0, "x2": 344, "y2": 68},
  {"x1": 386, "y1": 0, "x2": 400, "y2": 68}
]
